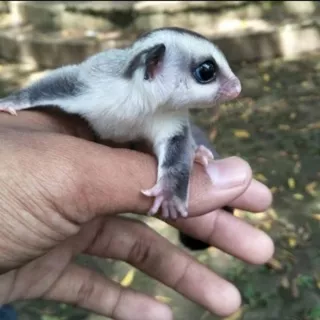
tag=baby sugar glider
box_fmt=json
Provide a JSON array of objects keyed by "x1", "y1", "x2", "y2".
[{"x1": 0, "y1": 27, "x2": 241, "y2": 220}]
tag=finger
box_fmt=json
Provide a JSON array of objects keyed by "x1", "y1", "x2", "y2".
[
  {"x1": 186, "y1": 156, "x2": 252, "y2": 216},
  {"x1": 228, "y1": 178, "x2": 273, "y2": 213},
  {"x1": 65, "y1": 147, "x2": 253, "y2": 222},
  {"x1": 44, "y1": 263, "x2": 172, "y2": 320},
  {"x1": 85, "y1": 217, "x2": 241, "y2": 317},
  {"x1": 171, "y1": 208, "x2": 275, "y2": 264},
  {"x1": 35, "y1": 129, "x2": 253, "y2": 224}
]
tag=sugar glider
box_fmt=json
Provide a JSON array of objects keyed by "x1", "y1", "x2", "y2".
[{"x1": 0, "y1": 27, "x2": 241, "y2": 220}]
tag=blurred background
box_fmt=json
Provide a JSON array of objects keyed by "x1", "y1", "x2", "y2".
[{"x1": 0, "y1": 1, "x2": 319, "y2": 319}]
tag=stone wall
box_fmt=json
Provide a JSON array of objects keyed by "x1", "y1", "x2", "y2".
[{"x1": 0, "y1": 1, "x2": 319, "y2": 69}]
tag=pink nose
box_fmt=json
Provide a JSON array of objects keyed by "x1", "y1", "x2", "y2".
[
  {"x1": 215, "y1": 76, "x2": 242, "y2": 104},
  {"x1": 226, "y1": 77, "x2": 241, "y2": 99}
]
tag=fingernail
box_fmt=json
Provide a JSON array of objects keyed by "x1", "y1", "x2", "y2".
[{"x1": 205, "y1": 157, "x2": 248, "y2": 189}]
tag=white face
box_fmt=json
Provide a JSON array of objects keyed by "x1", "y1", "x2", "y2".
[{"x1": 133, "y1": 29, "x2": 242, "y2": 112}]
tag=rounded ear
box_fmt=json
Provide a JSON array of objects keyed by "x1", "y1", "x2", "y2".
[
  {"x1": 144, "y1": 43, "x2": 166, "y2": 80},
  {"x1": 123, "y1": 43, "x2": 166, "y2": 80}
]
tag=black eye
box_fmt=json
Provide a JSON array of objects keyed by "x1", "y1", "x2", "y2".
[{"x1": 193, "y1": 60, "x2": 218, "y2": 84}]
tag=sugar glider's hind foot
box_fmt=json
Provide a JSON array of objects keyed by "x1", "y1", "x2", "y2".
[
  {"x1": 194, "y1": 145, "x2": 214, "y2": 167},
  {"x1": 0, "y1": 106, "x2": 17, "y2": 116},
  {"x1": 141, "y1": 178, "x2": 188, "y2": 219}
]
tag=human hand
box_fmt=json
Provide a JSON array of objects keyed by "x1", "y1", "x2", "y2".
[{"x1": 0, "y1": 109, "x2": 274, "y2": 319}]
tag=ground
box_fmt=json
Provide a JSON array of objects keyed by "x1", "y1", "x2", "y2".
[{"x1": 0, "y1": 50, "x2": 320, "y2": 320}]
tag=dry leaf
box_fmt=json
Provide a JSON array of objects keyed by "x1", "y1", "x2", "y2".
[
  {"x1": 263, "y1": 73, "x2": 270, "y2": 82},
  {"x1": 288, "y1": 237, "x2": 297, "y2": 248},
  {"x1": 292, "y1": 154, "x2": 299, "y2": 160},
  {"x1": 301, "y1": 81, "x2": 309, "y2": 88},
  {"x1": 267, "y1": 208, "x2": 279, "y2": 220},
  {"x1": 270, "y1": 186, "x2": 278, "y2": 194},
  {"x1": 288, "y1": 178, "x2": 296, "y2": 189},
  {"x1": 278, "y1": 124, "x2": 290, "y2": 131},
  {"x1": 233, "y1": 129, "x2": 250, "y2": 139},
  {"x1": 311, "y1": 213, "x2": 320, "y2": 221},
  {"x1": 261, "y1": 220, "x2": 272, "y2": 230},
  {"x1": 120, "y1": 268, "x2": 136, "y2": 287},
  {"x1": 209, "y1": 128, "x2": 217, "y2": 140},
  {"x1": 197, "y1": 253, "x2": 208, "y2": 263},
  {"x1": 267, "y1": 258, "x2": 283, "y2": 271},
  {"x1": 289, "y1": 112, "x2": 296, "y2": 119},
  {"x1": 233, "y1": 209, "x2": 245, "y2": 218},
  {"x1": 305, "y1": 181, "x2": 318, "y2": 196},
  {"x1": 222, "y1": 306, "x2": 245, "y2": 320},
  {"x1": 155, "y1": 295, "x2": 172, "y2": 304},
  {"x1": 281, "y1": 276, "x2": 290, "y2": 288},
  {"x1": 255, "y1": 173, "x2": 268, "y2": 182},
  {"x1": 293, "y1": 193, "x2": 304, "y2": 200},
  {"x1": 263, "y1": 86, "x2": 271, "y2": 92}
]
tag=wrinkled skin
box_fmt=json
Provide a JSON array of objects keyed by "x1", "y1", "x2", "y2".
[{"x1": 0, "y1": 109, "x2": 274, "y2": 320}]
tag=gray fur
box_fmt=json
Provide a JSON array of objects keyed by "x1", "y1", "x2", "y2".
[
  {"x1": 162, "y1": 125, "x2": 192, "y2": 202},
  {"x1": 27, "y1": 66, "x2": 86, "y2": 104},
  {"x1": 0, "y1": 65, "x2": 87, "y2": 108}
]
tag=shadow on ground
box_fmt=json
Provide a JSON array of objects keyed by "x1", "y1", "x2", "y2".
[{"x1": 1, "y1": 50, "x2": 320, "y2": 320}]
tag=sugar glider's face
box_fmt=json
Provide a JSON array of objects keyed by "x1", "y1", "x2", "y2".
[{"x1": 126, "y1": 27, "x2": 241, "y2": 111}]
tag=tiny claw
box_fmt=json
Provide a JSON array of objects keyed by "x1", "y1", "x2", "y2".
[
  {"x1": 194, "y1": 145, "x2": 214, "y2": 168},
  {"x1": 141, "y1": 182, "x2": 163, "y2": 198},
  {"x1": 141, "y1": 184, "x2": 164, "y2": 216},
  {"x1": 178, "y1": 206, "x2": 188, "y2": 218},
  {"x1": 148, "y1": 195, "x2": 164, "y2": 216},
  {"x1": 162, "y1": 200, "x2": 170, "y2": 219},
  {"x1": 0, "y1": 107, "x2": 17, "y2": 116},
  {"x1": 141, "y1": 189, "x2": 152, "y2": 197},
  {"x1": 196, "y1": 155, "x2": 209, "y2": 167}
]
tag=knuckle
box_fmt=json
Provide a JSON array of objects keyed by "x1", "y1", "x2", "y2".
[
  {"x1": 172, "y1": 259, "x2": 192, "y2": 291},
  {"x1": 207, "y1": 210, "x2": 221, "y2": 244},
  {"x1": 127, "y1": 236, "x2": 155, "y2": 267},
  {"x1": 75, "y1": 271, "x2": 96, "y2": 307}
]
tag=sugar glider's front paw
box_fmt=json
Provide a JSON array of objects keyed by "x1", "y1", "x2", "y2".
[
  {"x1": 194, "y1": 145, "x2": 214, "y2": 167},
  {"x1": 141, "y1": 177, "x2": 188, "y2": 219}
]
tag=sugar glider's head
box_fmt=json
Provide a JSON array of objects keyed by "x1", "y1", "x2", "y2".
[{"x1": 123, "y1": 27, "x2": 241, "y2": 111}]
